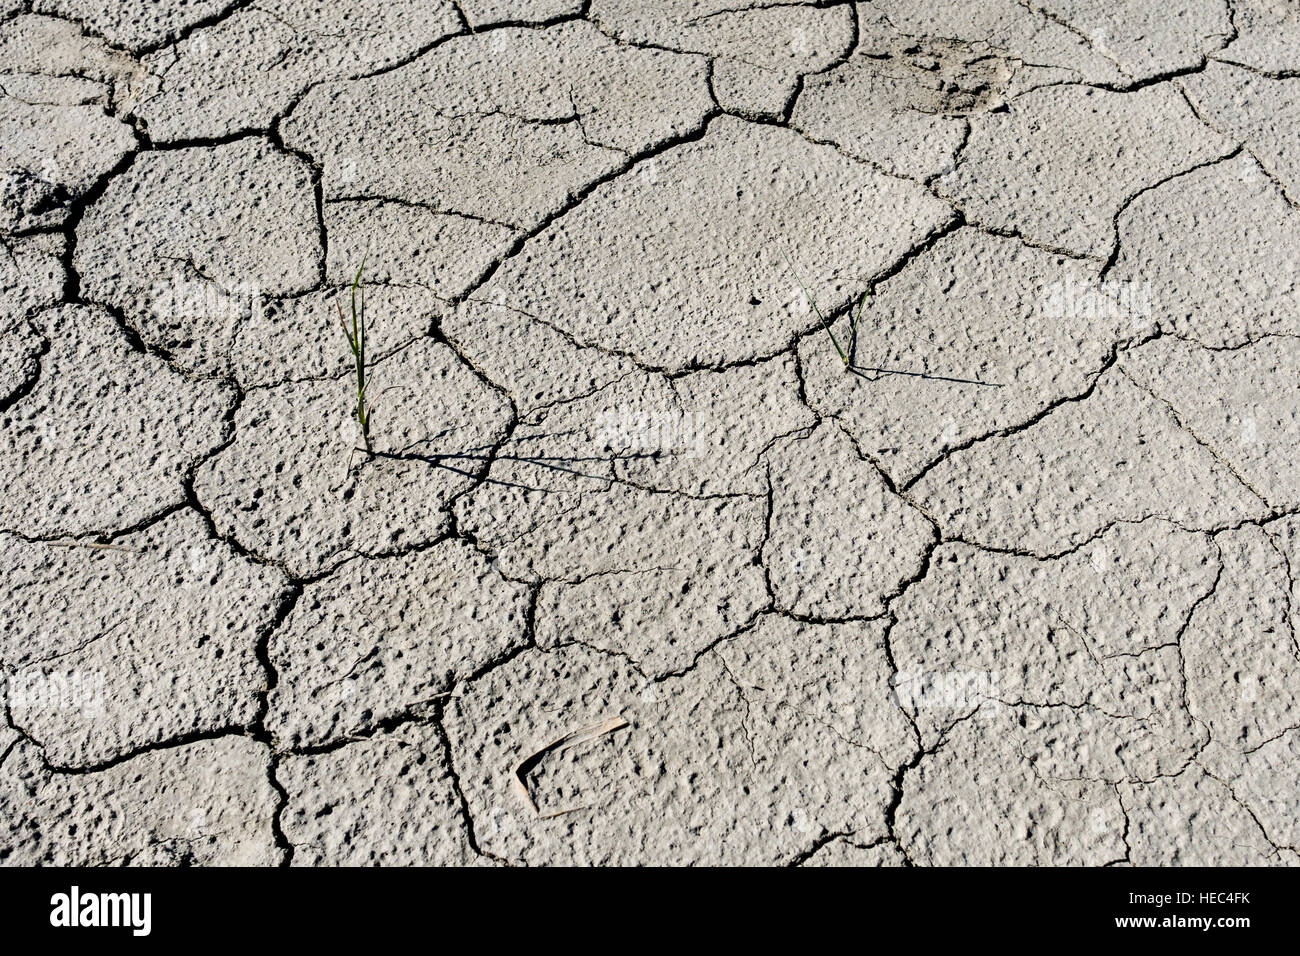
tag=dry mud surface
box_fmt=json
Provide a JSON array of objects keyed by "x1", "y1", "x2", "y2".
[{"x1": 2, "y1": 0, "x2": 1298, "y2": 866}]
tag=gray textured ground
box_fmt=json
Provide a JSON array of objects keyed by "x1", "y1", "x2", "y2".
[{"x1": 2, "y1": 0, "x2": 1298, "y2": 867}]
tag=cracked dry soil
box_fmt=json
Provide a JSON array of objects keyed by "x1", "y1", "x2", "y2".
[{"x1": 1, "y1": 0, "x2": 1298, "y2": 867}]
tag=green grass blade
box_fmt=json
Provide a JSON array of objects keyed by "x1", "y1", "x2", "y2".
[
  {"x1": 783, "y1": 252, "x2": 847, "y2": 365},
  {"x1": 342, "y1": 257, "x2": 372, "y2": 452}
]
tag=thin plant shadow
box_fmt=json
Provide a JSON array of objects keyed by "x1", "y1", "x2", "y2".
[
  {"x1": 849, "y1": 365, "x2": 1005, "y2": 388},
  {"x1": 357, "y1": 431, "x2": 673, "y2": 495},
  {"x1": 848, "y1": 302, "x2": 860, "y2": 368}
]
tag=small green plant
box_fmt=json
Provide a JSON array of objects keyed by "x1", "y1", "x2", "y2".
[
  {"x1": 784, "y1": 252, "x2": 870, "y2": 369},
  {"x1": 337, "y1": 258, "x2": 374, "y2": 454}
]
